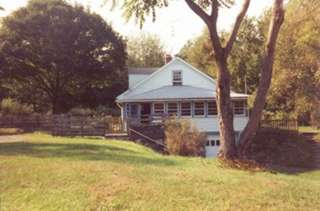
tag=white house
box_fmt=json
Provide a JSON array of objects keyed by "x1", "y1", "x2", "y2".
[{"x1": 116, "y1": 57, "x2": 248, "y2": 157}]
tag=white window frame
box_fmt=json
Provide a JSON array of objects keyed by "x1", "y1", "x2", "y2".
[
  {"x1": 172, "y1": 71, "x2": 182, "y2": 86},
  {"x1": 153, "y1": 103, "x2": 165, "y2": 116},
  {"x1": 233, "y1": 100, "x2": 246, "y2": 116},
  {"x1": 207, "y1": 101, "x2": 218, "y2": 116},
  {"x1": 180, "y1": 102, "x2": 192, "y2": 117},
  {"x1": 167, "y1": 102, "x2": 179, "y2": 116},
  {"x1": 193, "y1": 102, "x2": 205, "y2": 117}
]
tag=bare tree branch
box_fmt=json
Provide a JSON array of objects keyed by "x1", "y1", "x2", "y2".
[
  {"x1": 185, "y1": 0, "x2": 210, "y2": 24},
  {"x1": 224, "y1": 0, "x2": 251, "y2": 56}
]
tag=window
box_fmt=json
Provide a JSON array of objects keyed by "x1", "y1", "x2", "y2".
[
  {"x1": 167, "y1": 103, "x2": 178, "y2": 116},
  {"x1": 153, "y1": 103, "x2": 165, "y2": 116},
  {"x1": 216, "y1": 140, "x2": 220, "y2": 146},
  {"x1": 206, "y1": 139, "x2": 221, "y2": 147},
  {"x1": 130, "y1": 104, "x2": 138, "y2": 117},
  {"x1": 180, "y1": 102, "x2": 191, "y2": 116},
  {"x1": 194, "y1": 102, "x2": 205, "y2": 116},
  {"x1": 125, "y1": 104, "x2": 130, "y2": 117},
  {"x1": 207, "y1": 101, "x2": 218, "y2": 116},
  {"x1": 233, "y1": 100, "x2": 246, "y2": 115},
  {"x1": 172, "y1": 71, "x2": 182, "y2": 86},
  {"x1": 210, "y1": 140, "x2": 215, "y2": 146}
]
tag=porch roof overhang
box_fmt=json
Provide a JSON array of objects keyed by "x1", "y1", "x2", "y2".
[{"x1": 116, "y1": 85, "x2": 248, "y2": 103}]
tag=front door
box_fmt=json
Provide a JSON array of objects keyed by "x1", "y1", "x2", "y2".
[{"x1": 140, "y1": 103, "x2": 151, "y2": 124}]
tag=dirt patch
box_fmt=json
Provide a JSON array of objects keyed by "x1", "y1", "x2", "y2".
[{"x1": 0, "y1": 135, "x2": 25, "y2": 143}]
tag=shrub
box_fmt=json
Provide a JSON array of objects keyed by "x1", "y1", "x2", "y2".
[
  {"x1": 68, "y1": 107, "x2": 94, "y2": 116},
  {"x1": 164, "y1": 118, "x2": 206, "y2": 156},
  {"x1": 0, "y1": 98, "x2": 33, "y2": 116},
  {"x1": 95, "y1": 105, "x2": 121, "y2": 116}
]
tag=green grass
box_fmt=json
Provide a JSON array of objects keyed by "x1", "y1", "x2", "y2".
[
  {"x1": 299, "y1": 126, "x2": 320, "y2": 133},
  {"x1": 0, "y1": 133, "x2": 320, "y2": 210}
]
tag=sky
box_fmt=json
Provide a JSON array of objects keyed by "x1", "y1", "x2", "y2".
[{"x1": 0, "y1": 0, "x2": 273, "y2": 54}]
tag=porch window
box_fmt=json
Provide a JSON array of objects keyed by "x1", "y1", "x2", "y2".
[
  {"x1": 207, "y1": 101, "x2": 218, "y2": 116},
  {"x1": 194, "y1": 102, "x2": 205, "y2": 116},
  {"x1": 172, "y1": 71, "x2": 182, "y2": 86},
  {"x1": 167, "y1": 102, "x2": 178, "y2": 116},
  {"x1": 130, "y1": 104, "x2": 139, "y2": 117},
  {"x1": 233, "y1": 100, "x2": 246, "y2": 115},
  {"x1": 153, "y1": 103, "x2": 165, "y2": 116},
  {"x1": 180, "y1": 102, "x2": 191, "y2": 116}
]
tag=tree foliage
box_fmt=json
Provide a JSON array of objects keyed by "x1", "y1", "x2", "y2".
[
  {"x1": 180, "y1": 17, "x2": 265, "y2": 94},
  {"x1": 127, "y1": 33, "x2": 166, "y2": 67},
  {"x1": 265, "y1": 0, "x2": 320, "y2": 124},
  {"x1": 0, "y1": 0, "x2": 127, "y2": 113}
]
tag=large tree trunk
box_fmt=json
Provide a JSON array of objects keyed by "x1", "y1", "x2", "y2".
[
  {"x1": 185, "y1": 0, "x2": 284, "y2": 160},
  {"x1": 238, "y1": 0, "x2": 285, "y2": 156},
  {"x1": 215, "y1": 59, "x2": 237, "y2": 159}
]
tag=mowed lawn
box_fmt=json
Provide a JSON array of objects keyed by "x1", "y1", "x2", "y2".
[{"x1": 0, "y1": 134, "x2": 320, "y2": 211}]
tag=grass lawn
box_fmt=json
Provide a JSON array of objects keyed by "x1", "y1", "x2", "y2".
[
  {"x1": 299, "y1": 126, "x2": 320, "y2": 133},
  {"x1": 0, "y1": 133, "x2": 320, "y2": 210}
]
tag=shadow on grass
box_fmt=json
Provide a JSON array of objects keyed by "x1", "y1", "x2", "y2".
[
  {"x1": 245, "y1": 128, "x2": 320, "y2": 174},
  {"x1": 0, "y1": 142, "x2": 178, "y2": 167}
]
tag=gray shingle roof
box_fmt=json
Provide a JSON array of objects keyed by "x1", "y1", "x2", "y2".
[
  {"x1": 128, "y1": 67, "x2": 159, "y2": 75},
  {"x1": 117, "y1": 85, "x2": 248, "y2": 103}
]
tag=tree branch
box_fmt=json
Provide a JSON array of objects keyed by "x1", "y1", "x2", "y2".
[
  {"x1": 208, "y1": 0, "x2": 223, "y2": 56},
  {"x1": 224, "y1": 0, "x2": 251, "y2": 56},
  {"x1": 185, "y1": 0, "x2": 223, "y2": 57},
  {"x1": 185, "y1": 0, "x2": 210, "y2": 25}
]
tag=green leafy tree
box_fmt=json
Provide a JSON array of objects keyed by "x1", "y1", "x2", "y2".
[
  {"x1": 111, "y1": 0, "x2": 285, "y2": 159},
  {"x1": 0, "y1": 0, "x2": 127, "y2": 114},
  {"x1": 180, "y1": 17, "x2": 265, "y2": 94},
  {"x1": 127, "y1": 33, "x2": 166, "y2": 67},
  {"x1": 266, "y1": 0, "x2": 320, "y2": 124}
]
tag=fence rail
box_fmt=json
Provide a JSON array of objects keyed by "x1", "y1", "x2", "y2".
[
  {"x1": 260, "y1": 119, "x2": 298, "y2": 131},
  {"x1": 0, "y1": 114, "x2": 125, "y2": 136}
]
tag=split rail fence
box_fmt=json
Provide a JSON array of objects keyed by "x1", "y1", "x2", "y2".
[{"x1": 0, "y1": 114, "x2": 125, "y2": 136}]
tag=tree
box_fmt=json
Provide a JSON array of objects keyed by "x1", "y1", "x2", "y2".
[
  {"x1": 265, "y1": 0, "x2": 320, "y2": 125},
  {"x1": 0, "y1": 0, "x2": 127, "y2": 114},
  {"x1": 179, "y1": 29, "x2": 217, "y2": 78},
  {"x1": 180, "y1": 17, "x2": 265, "y2": 94},
  {"x1": 114, "y1": 0, "x2": 285, "y2": 159},
  {"x1": 127, "y1": 33, "x2": 166, "y2": 67}
]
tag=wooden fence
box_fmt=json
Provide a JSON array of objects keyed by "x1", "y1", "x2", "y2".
[
  {"x1": 260, "y1": 119, "x2": 298, "y2": 131},
  {"x1": 0, "y1": 114, "x2": 125, "y2": 136},
  {"x1": 0, "y1": 114, "x2": 52, "y2": 132}
]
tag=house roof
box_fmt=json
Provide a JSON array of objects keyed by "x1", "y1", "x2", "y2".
[
  {"x1": 117, "y1": 85, "x2": 248, "y2": 103},
  {"x1": 128, "y1": 67, "x2": 159, "y2": 75},
  {"x1": 117, "y1": 57, "x2": 248, "y2": 103}
]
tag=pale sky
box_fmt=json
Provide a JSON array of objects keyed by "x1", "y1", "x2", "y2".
[{"x1": 0, "y1": 0, "x2": 273, "y2": 54}]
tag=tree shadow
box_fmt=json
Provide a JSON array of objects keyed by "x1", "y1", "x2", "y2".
[
  {"x1": 245, "y1": 128, "x2": 320, "y2": 175},
  {"x1": 0, "y1": 142, "x2": 178, "y2": 167}
]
